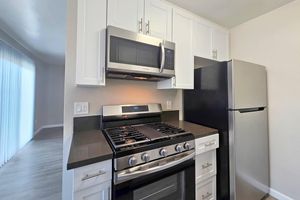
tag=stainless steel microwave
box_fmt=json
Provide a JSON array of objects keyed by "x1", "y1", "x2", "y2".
[{"x1": 106, "y1": 26, "x2": 175, "y2": 81}]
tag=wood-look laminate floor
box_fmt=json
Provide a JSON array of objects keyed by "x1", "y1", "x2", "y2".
[
  {"x1": 265, "y1": 196, "x2": 277, "y2": 200},
  {"x1": 0, "y1": 127, "x2": 63, "y2": 200}
]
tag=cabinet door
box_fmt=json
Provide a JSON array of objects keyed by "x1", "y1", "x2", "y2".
[
  {"x1": 196, "y1": 150, "x2": 217, "y2": 183},
  {"x1": 107, "y1": 0, "x2": 144, "y2": 33},
  {"x1": 193, "y1": 21, "x2": 212, "y2": 59},
  {"x1": 76, "y1": 0, "x2": 106, "y2": 86},
  {"x1": 75, "y1": 181, "x2": 111, "y2": 200},
  {"x1": 144, "y1": 0, "x2": 172, "y2": 40},
  {"x1": 212, "y1": 29, "x2": 229, "y2": 61},
  {"x1": 196, "y1": 176, "x2": 216, "y2": 200},
  {"x1": 172, "y1": 9, "x2": 194, "y2": 89}
]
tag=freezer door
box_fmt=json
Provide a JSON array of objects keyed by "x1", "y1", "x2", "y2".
[
  {"x1": 229, "y1": 108, "x2": 269, "y2": 200},
  {"x1": 228, "y1": 60, "x2": 267, "y2": 109}
]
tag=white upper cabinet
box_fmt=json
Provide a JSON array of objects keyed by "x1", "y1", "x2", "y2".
[
  {"x1": 192, "y1": 20, "x2": 229, "y2": 62},
  {"x1": 192, "y1": 21, "x2": 212, "y2": 59},
  {"x1": 144, "y1": 0, "x2": 172, "y2": 40},
  {"x1": 107, "y1": 0, "x2": 144, "y2": 33},
  {"x1": 108, "y1": 0, "x2": 172, "y2": 40},
  {"x1": 76, "y1": 0, "x2": 106, "y2": 86},
  {"x1": 212, "y1": 28, "x2": 229, "y2": 61},
  {"x1": 158, "y1": 9, "x2": 194, "y2": 89}
]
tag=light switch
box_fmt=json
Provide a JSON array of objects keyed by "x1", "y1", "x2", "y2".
[{"x1": 74, "y1": 102, "x2": 89, "y2": 115}]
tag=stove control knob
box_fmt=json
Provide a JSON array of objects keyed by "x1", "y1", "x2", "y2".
[
  {"x1": 141, "y1": 153, "x2": 150, "y2": 162},
  {"x1": 160, "y1": 148, "x2": 168, "y2": 157},
  {"x1": 128, "y1": 156, "x2": 138, "y2": 166},
  {"x1": 175, "y1": 145, "x2": 183, "y2": 152},
  {"x1": 184, "y1": 142, "x2": 191, "y2": 150}
]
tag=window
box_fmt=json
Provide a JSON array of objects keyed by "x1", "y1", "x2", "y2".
[{"x1": 0, "y1": 40, "x2": 35, "y2": 167}]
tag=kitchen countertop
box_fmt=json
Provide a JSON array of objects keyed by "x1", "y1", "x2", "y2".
[
  {"x1": 67, "y1": 118, "x2": 218, "y2": 170},
  {"x1": 166, "y1": 120, "x2": 218, "y2": 139},
  {"x1": 67, "y1": 129, "x2": 113, "y2": 170}
]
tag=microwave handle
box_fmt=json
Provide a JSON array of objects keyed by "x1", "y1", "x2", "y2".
[{"x1": 159, "y1": 42, "x2": 165, "y2": 73}]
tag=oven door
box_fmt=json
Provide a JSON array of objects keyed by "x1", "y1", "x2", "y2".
[
  {"x1": 113, "y1": 152, "x2": 195, "y2": 200},
  {"x1": 107, "y1": 26, "x2": 175, "y2": 78}
]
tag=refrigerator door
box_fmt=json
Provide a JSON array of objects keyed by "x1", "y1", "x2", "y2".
[
  {"x1": 228, "y1": 60, "x2": 267, "y2": 109},
  {"x1": 229, "y1": 108, "x2": 269, "y2": 200}
]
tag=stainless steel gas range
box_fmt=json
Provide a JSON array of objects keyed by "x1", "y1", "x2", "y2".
[{"x1": 101, "y1": 103, "x2": 195, "y2": 200}]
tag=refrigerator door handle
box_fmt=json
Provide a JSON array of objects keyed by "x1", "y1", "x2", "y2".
[{"x1": 238, "y1": 107, "x2": 265, "y2": 113}]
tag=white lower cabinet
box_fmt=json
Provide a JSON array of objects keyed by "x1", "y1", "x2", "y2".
[
  {"x1": 195, "y1": 134, "x2": 219, "y2": 200},
  {"x1": 73, "y1": 160, "x2": 112, "y2": 200},
  {"x1": 75, "y1": 181, "x2": 111, "y2": 200},
  {"x1": 196, "y1": 150, "x2": 217, "y2": 182},
  {"x1": 196, "y1": 176, "x2": 217, "y2": 200}
]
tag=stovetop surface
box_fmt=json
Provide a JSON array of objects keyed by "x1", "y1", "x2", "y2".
[{"x1": 103, "y1": 122, "x2": 190, "y2": 151}]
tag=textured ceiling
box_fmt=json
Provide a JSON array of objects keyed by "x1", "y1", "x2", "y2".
[
  {"x1": 0, "y1": 0, "x2": 66, "y2": 66},
  {"x1": 167, "y1": 0, "x2": 295, "y2": 28}
]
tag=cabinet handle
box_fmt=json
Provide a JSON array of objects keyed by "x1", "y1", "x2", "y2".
[
  {"x1": 202, "y1": 192, "x2": 212, "y2": 199},
  {"x1": 202, "y1": 162, "x2": 213, "y2": 169},
  {"x1": 101, "y1": 66, "x2": 105, "y2": 84},
  {"x1": 82, "y1": 170, "x2": 106, "y2": 181},
  {"x1": 205, "y1": 141, "x2": 215, "y2": 147},
  {"x1": 212, "y1": 49, "x2": 218, "y2": 60},
  {"x1": 138, "y1": 18, "x2": 143, "y2": 33},
  {"x1": 146, "y1": 20, "x2": 150, "y2": 34}
]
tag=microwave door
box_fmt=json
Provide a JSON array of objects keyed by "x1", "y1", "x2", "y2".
[{"x1": 106, "y1": 26, "x2": 175, "y2": 78}]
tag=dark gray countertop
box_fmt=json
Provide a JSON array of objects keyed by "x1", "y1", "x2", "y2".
[
  {"x1": 67, "y1": 130, "x2": 113, "y2": 170},
  {"x1": 166, "y1": 120, "x2": 218, "y2": 139},
  {"x1": 67, "y1": 113, "x2": 218, "y2": 170}
]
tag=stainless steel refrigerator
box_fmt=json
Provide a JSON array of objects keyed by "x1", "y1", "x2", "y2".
[{"x1": 184, "y1": 59, "x2": 270, "y2": 200}]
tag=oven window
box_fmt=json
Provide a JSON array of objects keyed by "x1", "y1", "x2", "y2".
[{"x1": 133, "y1": 172, "x2": 185, "y2": 200}]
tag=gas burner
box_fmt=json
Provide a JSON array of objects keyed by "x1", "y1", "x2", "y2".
[
  {"x1": 147, "y1": 122, "x2": 186, "y2": 135},
  {"x1": 104, "y1": 126, "x2": 150, "y2": 149}
]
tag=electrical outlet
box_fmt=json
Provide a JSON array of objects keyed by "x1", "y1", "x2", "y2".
[
  {"x1": 166, "y1": 100, "x2": 172, "y2": 110},
  {"x1": 74, "y1": 102, "x2": 89, "y2": 115}
]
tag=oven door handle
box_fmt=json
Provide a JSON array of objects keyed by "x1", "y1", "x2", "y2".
[{"x1": 116, "y1": 151, "x2": 195, "y2": 184}]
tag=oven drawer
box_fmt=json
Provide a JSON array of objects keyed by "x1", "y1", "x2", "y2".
[
  {"x1": 196, "y1": 150, "x2": 216, "y2": 182},
  {"x1": 74, "y1": 160, "x2": 112, "y2": 192},
  {"x1": 195, "y1": 134, "x2": 219, "y2": 155},
  {"x1": 196, "y1": 176, "x2": 216, "y2": 200}
]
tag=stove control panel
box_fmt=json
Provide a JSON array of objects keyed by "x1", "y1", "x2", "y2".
[{"x1": 114, "y1": 140, "x2": 195, "y2": 171}]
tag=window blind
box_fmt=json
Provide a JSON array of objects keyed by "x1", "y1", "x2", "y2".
[{"x1": 0, "y1": 40, "x2": 35, "y2": 167}]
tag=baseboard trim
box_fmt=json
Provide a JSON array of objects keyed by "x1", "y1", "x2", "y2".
[
  {"x1": 270, "y1": 188, "x2": 294, "y2": 200},
  {"x1": 34, "y1": 124, "x2": 63, "y2": 135}
]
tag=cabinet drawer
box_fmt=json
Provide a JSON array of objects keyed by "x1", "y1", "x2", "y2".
[
  {"x1": 196, "y1": 150, "x2": 216, "y2": 182},
  {"x1": 195, "y1": 134, "x2": 219, "y2": 155},
  {"x1": 196, "y1": 176, "x2": 216, "y2": 200},
  {"x1": 74, "y1": 160, "x2": 112, "y2": 192}
]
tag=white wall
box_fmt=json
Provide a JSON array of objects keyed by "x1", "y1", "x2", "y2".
[
  {"x1": 230, "y1": 1, "x2": 300, "y2": 199},
  {"x1": 35, "y1": 64, "x2": 65, "y2": 131},
  {"x1": 63, "y1": 0, "x2": 182, "y2": 199}
]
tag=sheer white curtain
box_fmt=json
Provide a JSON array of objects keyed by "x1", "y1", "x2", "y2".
[{"x1": 0, "y1": 40, "x2": 35, "y2": 167}]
